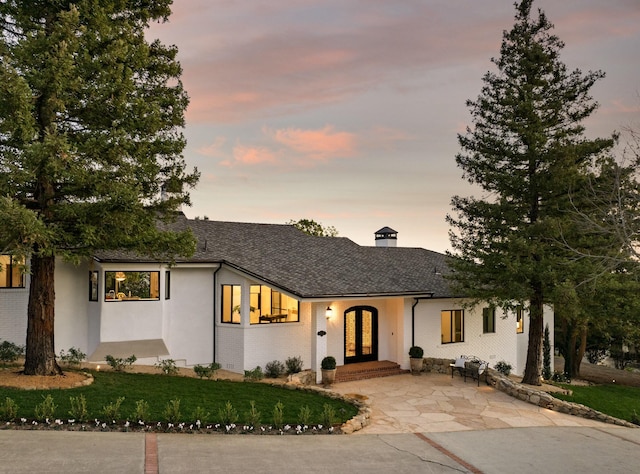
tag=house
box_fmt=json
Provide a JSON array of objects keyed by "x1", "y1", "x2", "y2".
[{"x1": 0, "y1": 216, "x2": 553, "y2": 380}]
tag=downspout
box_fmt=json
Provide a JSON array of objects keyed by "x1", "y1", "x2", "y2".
[
  {"x1": 411, "y1": 295, "x2": 434, "y2": 347},
  {"x1": 212, "y1": 265, "x2": 222, "y2": 364}
]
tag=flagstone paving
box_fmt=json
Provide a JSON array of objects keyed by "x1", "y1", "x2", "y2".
[{"x1": 332, "y1": 372, "x2": 609, "y2": 434}]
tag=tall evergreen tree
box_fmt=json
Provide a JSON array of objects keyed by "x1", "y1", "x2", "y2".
[
  {"x1": 0, "y1": 1, "x2": 199, "y2": 375},
  {"x1": 447, "y1": 0, "x2": 614, "y2": 385}
]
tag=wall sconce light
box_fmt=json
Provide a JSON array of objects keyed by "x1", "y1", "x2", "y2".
[{"x1": 325, "y1": 306, "x2": 333, "y2": 320}]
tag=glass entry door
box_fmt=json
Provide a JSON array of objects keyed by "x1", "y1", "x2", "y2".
[{"x1": 344, "y1": 306, "x2": 378, "y2": 364}]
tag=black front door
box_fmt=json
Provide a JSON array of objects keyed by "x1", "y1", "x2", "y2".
[{"x1": 344, "y1": 306, "x2": 378, "y2": 364}]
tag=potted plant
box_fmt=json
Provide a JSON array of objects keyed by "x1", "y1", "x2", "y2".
[
  {"x1": 408, "y1": 346, "x2": 424, "y2": 374},
  {"x1": 321, "y1": 356, "x2": 337, "y2": 386}
]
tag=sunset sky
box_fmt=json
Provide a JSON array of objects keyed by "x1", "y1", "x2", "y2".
[{"x1": 148, "y1": 0, "x2": 640, "y2": 252}]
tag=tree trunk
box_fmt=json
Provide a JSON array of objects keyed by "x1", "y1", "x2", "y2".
[
  {"x1": 564, "y1": 328, "x2": 577, "y2": 377},
  {"x1": 24, "y1": 254, "x2": 61, "y2": 375},
  {"x1": 521, "y1": 292, "x2": 544, "y2": 385},
  {"x1": 573, "y1": 325, "x2": 588, "y2": 377}
]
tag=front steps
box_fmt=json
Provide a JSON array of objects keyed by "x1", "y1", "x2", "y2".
[{"x1": 335, "y1": 360, "x2": 408, "y2": 383}]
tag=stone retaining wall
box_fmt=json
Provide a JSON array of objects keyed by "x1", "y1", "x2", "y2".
[{"x1": 423, "y1": 357, "x2": 637, "y2": 428}]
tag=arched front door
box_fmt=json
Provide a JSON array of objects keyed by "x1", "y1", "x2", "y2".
[{"x1": 344, "y1": 306, "x2": 378, "y2": 364}]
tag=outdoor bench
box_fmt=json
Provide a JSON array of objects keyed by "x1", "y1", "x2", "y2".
[{"x1": 450, "y1": 355, "x2": 489, "y2": 386}]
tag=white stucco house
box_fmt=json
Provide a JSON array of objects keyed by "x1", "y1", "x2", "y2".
[{"x1": 0, "y1": 216, "x2": 552, "y2": 380}]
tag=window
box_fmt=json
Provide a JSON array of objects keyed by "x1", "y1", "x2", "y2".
[
  {"x1": 89, "y1": 271, "x2": 99, "y2": 301},
  {"x1": 0, "y1": 255, "x2": 25, "y2": 288},
  {"x1": 516, "y1": 307, "x2": 524, "y2": 334},
  {"x1": 104, "y1": 271, "x2": 160, "y2": 301},
  {"x1": 221, "y1": 284, "x2": 241, "y2": 323},
  {"x1": 441, "y1": 309, "x2": 464, "y2": 344},
  {"x1": 482, "y1": 307, "x2": 495, "y2": 333},
  {"x1": 165, "y1": 271, "x2": 170, "y2": 300},
  {"x1": 249, "y1": 285, "x2": 299, "y2": 324}
]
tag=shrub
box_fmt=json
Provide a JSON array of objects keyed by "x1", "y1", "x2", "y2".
[
  {"x1": 264, "y1": 360, "x2": 285, "y2": 378},
  {"x1": 551, "y1": 371, "x2": 571, "y2": 383},
  {"x1": 321, "y1": 356, "x2": 336, "y2": 370},
  {"x1": 322, "y1": 403, "x2": 336, "y2": 427},
  {"x1": 68, "y1": 395, "x2": 88, "y2": 422},
  {"x1": 272, "y1": 401, "x2": 284, "y2": 429},
  {"x1": 0, "y1": 340, "x2": 24, "y2": 363},
  {"x1": 632, "y1": 410, "x2": 640, "y2": 426},
  {"x1": 0, "y1": 397, "x2": 19, "y2": 421},
  {"x1": 285, "y1": 356, "x2": 303, "y2": 375},
  {"x1": 193, "y1": 362, "x2": 221, "y2": 379},
  {"x1": 495, "y1": 360, "x2": 512, "y2": 376},
  {"x1": 163, "y1": 399, "x2": 182, "y2": 425},
  {"x1": 35, "y1": 395, "x2": 57, "y2": 421},
  {"x1": 102, "y1": 397, "x2": 125, "y2": 421},
  {"x1": 408, "y1": 346, "x2": 424, "y2": 358},
  {"x1": 244, "y1": 400, "x2": 261, "y2": 427},
  {"x1": 190, "y1": 406, "x2": 210, "y2": 424},
  {"x1": 298, "y1": 405, "x2": 311, "y2": 426},
  {"x1": 217, "y1": 401, "x2": 238, "y2": 425},
  {"x1": 105, "y1": 354, "x2": 136, "y2": 372},
  {"x1": 244, "y1": 366, "x2": 264, "y2": 381},
  {"x1": 542, "y1": 324, "x2": 552, "y2": 381},
  {"x1": 155, "y1": 359, "x2": 178, "y2": 376},
  {"x1": 59, "y1": 347, "x2": 86, "y2": 368},
  {"x1": 130, "y1": 399, "x2": 150, "y2": 423}
]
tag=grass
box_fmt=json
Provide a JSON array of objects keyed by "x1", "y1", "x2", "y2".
[
  {"x1": 0, "y1": 370, "x2": 358, "y2": 426},
  {"x1": 552, "y1": 383, "x2": 640, "y2": 424}
]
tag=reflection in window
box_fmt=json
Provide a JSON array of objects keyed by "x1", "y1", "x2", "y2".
[
  {"x1": 89, "y1": 271, "x2": 99, "y2": 301},
  {"x1": 249, "y1": 285, "x2": 299, "y2": 324},
  {"x1": 516, "y1": 307, "x2": 524, "y2": 334},
  {"x1": 105, "y1": 271, "x2": 159, "y2": 300},
  {"x1": 441, "y1": 309, "x2": 464, "y2": 344},
  {"x1": 222, "y1": 285, "x2": 241, "y2": 323},
  {"x1": 0, "y1": 255, "x2": 25, "y2": 288},
  {"x1": 483, "y1": 307, "x2": 496, "y2": 333}
]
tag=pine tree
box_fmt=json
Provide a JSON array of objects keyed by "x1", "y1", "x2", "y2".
[
  {"x1": 447, "y1": 0, "x2": 614, "y2": 385},
  {"x1": 0, "y1": 1, "x2": 198, "y2": 375}
]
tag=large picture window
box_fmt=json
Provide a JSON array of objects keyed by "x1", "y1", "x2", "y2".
[
  {"x1": 249, "y1": 285, "x2": 299, "y2": 324},
  {"x1": 0, "y1": 255, "x2": 25, "y2": 288},
  {"x1": 222, "y1": 285, "x2": 241, "y2": 323},
  {"x1": 441, "y1": 309, "x2": 464, "y2": 344},
  {"x1": 105, "y1": 271, "x2": 159, "y2": 301},
  {"x1": 482, "y1": 307, "x2": 496, "y2": 334}
]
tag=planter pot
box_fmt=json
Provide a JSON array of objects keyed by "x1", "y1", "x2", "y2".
[
  {"x1": 410, "y1": 357, "x2": 423, "y2": 375},
  {"x1": 321, "y1": 368, "x2": 337, "y2": 386}
]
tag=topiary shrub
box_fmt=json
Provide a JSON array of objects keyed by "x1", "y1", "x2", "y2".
[
  {"x1": 321, "y1": 356, "x2": 336, "y2": 370},
  {"x1": 408, "y1": 346, "x2": 424, "y2": 358}
]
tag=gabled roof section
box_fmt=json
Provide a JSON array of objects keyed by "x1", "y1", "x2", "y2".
[{"x1": 95, "y1": 215, "x2": 455, "y2": 299}]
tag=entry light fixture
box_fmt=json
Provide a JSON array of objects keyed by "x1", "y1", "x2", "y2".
[{"x1": 325, "y1": 306, "x2": 333, "y2": 320}]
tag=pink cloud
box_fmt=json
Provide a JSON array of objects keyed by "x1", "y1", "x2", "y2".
[
  {"x1": 223, "y1": 145, "x2": 280, "y2": 167},
  {"x1": 269, "y1": 125, "x2": 358, "y2": 162},
  {"x1": 196, "y1": 136, "x2": 226, "y2": 158}
]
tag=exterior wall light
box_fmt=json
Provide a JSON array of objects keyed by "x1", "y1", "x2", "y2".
[{"x1": 325, "y1": 306, "x2": 333, "y2": 320}]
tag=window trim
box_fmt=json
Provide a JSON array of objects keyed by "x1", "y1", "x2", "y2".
[
  {"x1": 516, "y1": 307, "x2": 525, "y2": 334},
  {"x1": 441, "y1": 309, "x2": 465, "y2": 344},
  {"x1": 482, "y1": 307, "x2": 496, "y2": 334},
  {"x1": 221, "y1": 284, "x2": 241, "y2": 324},
  {"x1": 249, "y1": 284, "x2": 300, "y2": 324},
  {"x1": 0, "y1": 255, "x2": 25, "y2": 289},
  {"x1": 104, "y1": 270, "x2": 160, "y2": 301}
]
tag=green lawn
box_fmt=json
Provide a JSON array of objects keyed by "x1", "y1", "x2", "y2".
[
  {"x1": 553, "y1": 383, "x2": 640, "y2": 424},
  {"x1": 0, "y1": 371, "x2": 358, "y2": 427}
]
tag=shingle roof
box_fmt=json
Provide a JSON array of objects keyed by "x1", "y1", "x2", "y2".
[{"x1": 95, "y1": 216, "x2": 455, "y2": 299}]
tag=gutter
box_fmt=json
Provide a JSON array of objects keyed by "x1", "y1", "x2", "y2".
[{"x1": 412, "y1": 295, "x2": 434, "y2": 347}]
